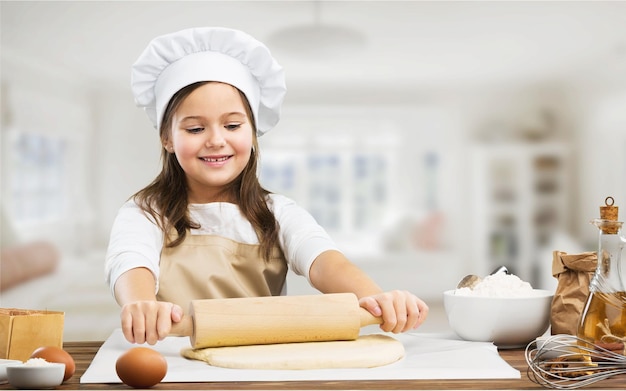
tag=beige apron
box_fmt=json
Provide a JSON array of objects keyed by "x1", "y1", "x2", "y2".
[{"x1": 157, "y1": 233, "x2": 288, "y2": 313}]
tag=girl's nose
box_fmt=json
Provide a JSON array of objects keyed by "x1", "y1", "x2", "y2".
[{"x1": 205, "y1": 128, "x2": 226, "y2": 147}]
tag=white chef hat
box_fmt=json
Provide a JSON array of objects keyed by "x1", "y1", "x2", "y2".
[{"x1": 131, "y1": 27, "x2": 286, "y2": 136}]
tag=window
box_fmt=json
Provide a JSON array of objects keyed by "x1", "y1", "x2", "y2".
[
  {"x1": 260, "y1": 138, "x2": 394, "y2": 236},
  {"x1": 6, "y1": 131, "x2": 68, "y2": 223},
  {"x1": 257, "y1": 107, "x2": 459, "y2": 255}
]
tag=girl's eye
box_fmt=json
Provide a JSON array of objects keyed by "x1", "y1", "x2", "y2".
[
  {"x1": 186, "y1": 127, "x2": 204, "y2": 134},
  {"x1": 225, "y1": 123, "x2": 241, "y2": 131}
]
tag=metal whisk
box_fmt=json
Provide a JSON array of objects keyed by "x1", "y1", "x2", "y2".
[{"x1": 525, "y1": 334, "x2": 626, "y2": 389}]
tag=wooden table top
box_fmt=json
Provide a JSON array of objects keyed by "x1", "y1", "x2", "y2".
[{"x1": 2, "y1": 341, "x2": 624, "y2": 390}]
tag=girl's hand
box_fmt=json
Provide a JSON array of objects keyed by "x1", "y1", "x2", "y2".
[
  {"x1": 120, "y1": 300, "x2": 184, "y2": 345},
  {"x1": 359, "y1": 290, "x2": 428, "y2": 333}
]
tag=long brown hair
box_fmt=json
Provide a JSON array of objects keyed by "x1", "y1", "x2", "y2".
[{"x1": 132, "y1": 81, "x2": 279, "y2": 261}]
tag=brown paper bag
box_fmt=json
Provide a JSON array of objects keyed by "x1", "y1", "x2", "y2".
[
  {"x1": 0, "y1": 308, "x2": 64, "y2": 361},
  {"x1": 550, "y1": 251, "x2": 597, "y2": 335}
]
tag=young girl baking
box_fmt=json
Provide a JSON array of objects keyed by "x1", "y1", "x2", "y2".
[{"x1": 105, "y1": 27, "x2": 428, "y2": 345}]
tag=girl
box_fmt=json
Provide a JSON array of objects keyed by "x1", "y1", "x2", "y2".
[{"x1": 105, "y1": 27, "x2": 428, "y2": 345}]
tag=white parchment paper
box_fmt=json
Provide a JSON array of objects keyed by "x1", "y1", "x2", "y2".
[{"x1": 80, "y1": 329, "x2": 520, "y2": 383}]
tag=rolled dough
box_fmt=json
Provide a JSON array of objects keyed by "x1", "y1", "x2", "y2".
[{"x1": 181, "y1": 334, "x2": 404, "y2": 370}]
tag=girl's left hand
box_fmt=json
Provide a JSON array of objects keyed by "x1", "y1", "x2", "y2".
[{"x1": 358, "y1": 290, "x2": 429, "y2": 333}]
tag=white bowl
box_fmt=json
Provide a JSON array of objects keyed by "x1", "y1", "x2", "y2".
[
  {"x1": 443, "y1": 289, "x2": 553, "y2": 348},
  {"x1": 0, "y1": 359, "x2": 22, "y2": 383},
  {"x1": 534, "y1": 334, "x2": 578, "y2": 359},
  {"x1": 6, "y1": 362, "x2": 65, "y2": 389}
]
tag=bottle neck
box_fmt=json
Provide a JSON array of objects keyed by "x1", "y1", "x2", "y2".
[{"x1": 591, "y1": 230, "x2": 626, "y2": 293}]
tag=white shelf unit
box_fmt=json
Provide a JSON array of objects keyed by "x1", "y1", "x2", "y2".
[{"x1": 470, "y1": 142, "x2": 571, "y2": 286}]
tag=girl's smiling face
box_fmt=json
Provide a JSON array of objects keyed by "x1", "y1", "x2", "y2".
[{"x1": 167, "y1": 82, "x2": 254, "y2": 203}]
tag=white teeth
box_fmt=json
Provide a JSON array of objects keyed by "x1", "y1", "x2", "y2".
[{"x1": 202, "y1": 156, "x2": 229, "y2": 162}]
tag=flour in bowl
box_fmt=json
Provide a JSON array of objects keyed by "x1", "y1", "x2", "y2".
[
  {"x1": 455, "y1": 273, "x2": 534, "y2": 297},
  {"x1": 23, "y1": 358, "x2": 52, "y2": 366}
]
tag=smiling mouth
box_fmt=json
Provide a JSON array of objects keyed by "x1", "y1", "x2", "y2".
[{"x1": 201, "y1": 156, "x2": 230, "y2": 162}]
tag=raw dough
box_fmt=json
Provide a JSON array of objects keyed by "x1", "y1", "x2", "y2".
[{"x1": 181, "y1": 334, "x2": 404, "y2": 370}]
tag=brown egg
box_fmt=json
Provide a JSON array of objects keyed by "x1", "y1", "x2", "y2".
[
  {"x1": 115, "y1": 347, "x2": 167, "y2": 388},
  {"x1": 30, "y1": 346, "x2": 76, "y2": 381}
]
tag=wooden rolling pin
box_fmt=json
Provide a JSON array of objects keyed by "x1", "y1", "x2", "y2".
[{"x1": 169, "y1": 293, "x2": 382, "y2": 348}]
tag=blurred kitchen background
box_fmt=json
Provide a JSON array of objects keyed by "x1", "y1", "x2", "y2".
[{"x1": 1, "y1": 1, "x2": 625, "y2": 341}]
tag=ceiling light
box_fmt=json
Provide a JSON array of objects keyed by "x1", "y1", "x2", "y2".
[{"x1": 266, "y1": 1, "x2": 367, "y2": 58}]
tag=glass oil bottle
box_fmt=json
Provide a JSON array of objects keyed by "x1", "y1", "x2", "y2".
[{"x1": 577, "y1": 197, "x2": 626, "y2": 354}]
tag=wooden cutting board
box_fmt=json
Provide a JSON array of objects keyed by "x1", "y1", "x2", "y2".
[{"x1": 181, "y1": 334, "x2": 404, "y2": 370}]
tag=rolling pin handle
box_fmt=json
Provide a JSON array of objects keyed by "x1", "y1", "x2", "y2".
[
  {"x1": 169, "y1": 315, "x2": 194, "y2": 337},
  {"x1": 359, "y1": 307, "x2": 383, "y2": 327}
]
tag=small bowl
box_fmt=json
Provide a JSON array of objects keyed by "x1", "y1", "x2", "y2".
[
  {"x1": 0, "y1": 359, "x2": 22, "y2": 383},
  {"x1": 534, "y1": 334, "x2": 579, "y2": 359},
  {"x1": 443, "y1": 289, "x2": 553, "y2": 348},
  {"x1": 6, "y1": 362, "x2": 65, "y2": 389}
]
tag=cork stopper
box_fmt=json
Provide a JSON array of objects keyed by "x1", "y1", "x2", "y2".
[{"x1": 599, "y1": 196, "x2": 619, "y2": 234}]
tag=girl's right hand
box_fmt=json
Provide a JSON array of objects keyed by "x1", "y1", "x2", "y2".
[{"x1": 120, "y1": 300, "x2": 184, "y2": 345}]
